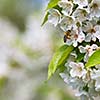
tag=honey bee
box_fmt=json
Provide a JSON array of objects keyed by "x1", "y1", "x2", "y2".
[{"x1": 63, "y1": 30, "x2": 71, "y2": 43}]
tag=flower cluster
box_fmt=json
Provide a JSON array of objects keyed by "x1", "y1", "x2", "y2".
[{"x1": 47, "y1": 0, "x2": 100, "y2": 100}]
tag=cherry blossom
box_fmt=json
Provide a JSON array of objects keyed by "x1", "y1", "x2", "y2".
[
  {"x1": 69, "y1": 62, "x2": 87, "y2": 78},
  {"x1": 48, "y1": 8, "x2": 61, "y2": 26}
]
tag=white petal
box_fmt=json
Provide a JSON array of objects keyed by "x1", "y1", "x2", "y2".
[
  {"x1": 91, "y1": 69, "x2": 100, "y2": 79},
  {"x1": 48, "y1": 9, "x2": 61, "y2": 26},
  {"x1": 69, "y1": 62, "x2": 77, "y2": 68},
  {"x1": 59, "y1": 73, "x2": 66, "y2": 79},
  {"x1": 79, "y1": 46, "x2": 86, "y2": 53},
  {"x1": 91, "y1": 44, "x2": 98, "y2": 50},
  {"x1": 59, "y1": 73, "x2": 69, "y2": 83},
  {"x1": 78, "y1": 63, "x2": 84, "y2": 68},
  {"x1": 77, "y1": 31, "x2": 85, "y2": 43},
  {"x1": 90, "y1": 0, "x2": 100, "y2": 17},
  {"x1": 74, "y1": 0, "x2": 88, "y2": 7},
  {"x1": 95, "y1": 78, "x2": 100, "y2": 91},
  {"x1": 73, "y1": 8, "x2": 88, "y2": 22},
  {"x1": 85, "y1": 33, "x2": 92, "y2": 42},
  {"x1": 73, "y1": 40, "x2": 78, "y2": 47},
  {"x1": 70, "y1": 69, "x2": 77, "y2": 77},
  {"x1": 91, "y1": 35, "x2": 96, "y2": 42},
  {"x1": 60, "y1": 16, "x2": 75, "y2": 31},
  {"x1": 48, "y1": 15, "x2": 59, "y2": 26},
  {"x1": 84, "y1": 53, "x2": 89, "y2": 62},
  {"x1": 58, "y1": 1, "x2": 73, "y2": 16},
  {"x1": 82, "y1": 21, "x2": 93, "y2": 32},
  {"x1": 66, "y1": 39, "x2": 73, "y2": 46}
]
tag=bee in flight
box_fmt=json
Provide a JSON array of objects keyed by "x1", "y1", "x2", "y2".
[{"x1": 63, "y1": 30, "x2": 71, "y2": 43}]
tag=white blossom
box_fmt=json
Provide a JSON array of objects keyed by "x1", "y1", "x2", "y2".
[
  {"x1": 60, "y1": 16, "x2": 75, "y2": 31},
  {"x1": 69, "y1": 78, "x2": 85, "y2": 89},
  {"x1": 72, "y1": 29, "x2": 85, "y2": 47},
  {"x1": 69, "y1": 62, "x2": 87, "y2": 78},
  {"x1": 48, "y1": 8, "x2": 61, "y2": 26},
  {"x1": 58, "y1": 0, "x2": 73, "y2": 16},
  {"x1": 90, "y1": 0, "x2": 100, "y2": 17},
  {"x1": 73, "y1": 8, "x2": 88, "y2": 22},
  {"x1": 83, "y1": 21, "x2": 100, "y2": 42}
]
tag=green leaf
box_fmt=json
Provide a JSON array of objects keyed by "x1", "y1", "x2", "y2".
[
  {"x1": 76, "y1": 53, "x2": 85, "y2": 62},
  {"x1": 58, "y1": 65, "x2": 66, "y2": 73},
  {"x1": 86, "y1": 50, "x2": 100, "y2": 68},
  {"x1": 75, "y1": 48, "x2": 85, "y2": 62},
  {"x1": 41, "y1": 12, "x2": 49, "y2": 26},
  {"x1": 46, "y1": 0, "x2": 61, "y2": 10},
  {"x1": 48, "y1": 45, "x2": 74, "y2": 80}
]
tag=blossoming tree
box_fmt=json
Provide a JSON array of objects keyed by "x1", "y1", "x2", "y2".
[{"x1": 42, "y1": 0, "x2": 100, "y2": 100}]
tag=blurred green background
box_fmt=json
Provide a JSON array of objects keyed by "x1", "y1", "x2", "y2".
[{"x1": 0, "y1": 0, "x2": 76, "y2": 100}]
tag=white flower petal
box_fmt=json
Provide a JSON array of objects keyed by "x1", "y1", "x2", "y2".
[
  {"x1": 79, "y1": 46, "x2": 86, "y2": 53},
  {"x1": 69, "y1": 62, "x2": 86, "y2": 78},
  {"x1": 73, "y1": 8, "x2": 88, "y2": 22},
  {"x1": 77, "y1": 31, "x2": 85, "y2": 43},
  {"x1": 48, "y1": 9, "x2": 61, "y2": 26},
  {"x1": 73, "y1": 40, "x2": 78, "y2": 47},
  {"x1": 74, "y1": 0, "x2": 88, "y2": 7},
  {"x1": 66, "y1": 39, "x2": 73, "y2": 46},
  {"x1": 60, "y1": 16, "x2": 75, "y2": 31},
  {"x1": 58, "y1": 1, "x2": 73, "y2": 16},
  {"x1": 85, "y1": 33, "x2": 92, "y2": 42},
  {"x1": 90, "y1": 0, "x2": 100, "y2": 17},
  {"x1": 70, "y1": 69, "x2": 77, "y2": 77}
]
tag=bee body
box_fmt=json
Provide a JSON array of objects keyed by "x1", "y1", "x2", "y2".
[{"x1": 63, "y1": 30, "x2": 71, "y2": 43}]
